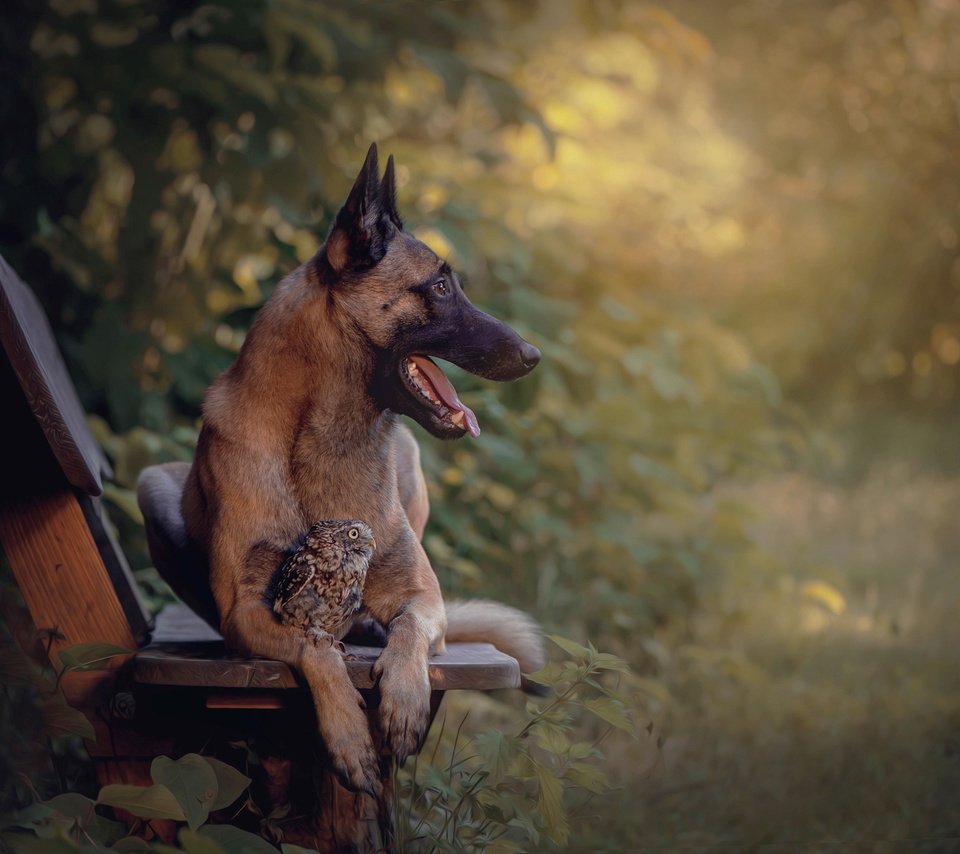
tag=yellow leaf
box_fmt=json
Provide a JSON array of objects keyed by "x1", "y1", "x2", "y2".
[{"x1": 800, "y1": 580, "x2": 846, "y2": 615}]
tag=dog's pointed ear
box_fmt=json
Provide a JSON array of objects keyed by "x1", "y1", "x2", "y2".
[
  {"x1": 324, "y1": 143, "x2": 396, "y2": 274},
  {"x1": 382, "y1": 154, "x2": 403, "y2": 230}
]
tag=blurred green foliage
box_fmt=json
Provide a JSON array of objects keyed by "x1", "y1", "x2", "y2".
[
  {"x1": 1, "y1": 0, "x2": 794, "y2": 643},
  {"x1": 2, "y1": 0, "x2": 959, "y2": 849}
]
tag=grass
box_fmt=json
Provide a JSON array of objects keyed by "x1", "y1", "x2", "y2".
[{"x1": 586, "y1": 460, "x2": 960, "y2": 850}]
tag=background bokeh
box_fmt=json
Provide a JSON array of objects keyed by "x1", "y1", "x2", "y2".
[{"x1": 2, "y1": 0, "x2": 958, "y2": 849}]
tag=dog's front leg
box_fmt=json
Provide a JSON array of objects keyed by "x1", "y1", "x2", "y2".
[
  {"x1": 364, "y1": 537, "x2": 446, "y2": 762},
  {"x1": 220, "y1": 598, "x2": 382, "y2": 795},
  {"x1": 371, "y1": 593, "x2": 445, "y2": 762}
]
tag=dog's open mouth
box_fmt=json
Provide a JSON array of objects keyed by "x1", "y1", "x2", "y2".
[{"x1": 400, "y1": 355, "x2": 480, "y2": 437}]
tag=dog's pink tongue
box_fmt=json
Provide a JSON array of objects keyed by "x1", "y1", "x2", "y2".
[{"x1": 410, "y1": 355, "x2": 480, "y2": 437}]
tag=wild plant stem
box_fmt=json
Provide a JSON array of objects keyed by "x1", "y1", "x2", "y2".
[
  {"x1": 448, "y1": 712, "x2": 469, "y2": 786},
  {"x1": 517, "y1": 680, "x2": 581, "y2": 738},
  {"x1": 436, "y1": 772, "x2": 486, "y2": 843}
]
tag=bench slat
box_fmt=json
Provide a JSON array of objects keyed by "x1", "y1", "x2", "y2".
[
  {"x1": 135, "y1": 603, "x2": 521, "y2": 692},
  {"x1": 0, "y1": 254, "x2": 110, "y2": 496}
]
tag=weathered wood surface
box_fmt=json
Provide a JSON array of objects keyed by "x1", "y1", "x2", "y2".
[
  {"x1": 78, "y1": 492, "x2": 151, "y2": 644},
  {"x1": 135, "y1": 603, "x2": 521, "y2": 691},
  {"x1": 0, "y1": 487, "x2": 137, "y2": 660},
  {"x1": 0, "y1": 254, "x2": 151, "y2": 644},
  {"x1": 0, "y1": 252, "x2": 109, "y2": 496}
]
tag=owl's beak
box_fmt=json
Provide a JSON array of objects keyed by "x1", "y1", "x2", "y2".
[{"x1": 370, "y1": 537, "x2": 377, "y2": 551}]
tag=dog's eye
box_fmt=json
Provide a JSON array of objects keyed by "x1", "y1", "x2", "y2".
[
  {"x1": 348, "y1": 528, "x2": 359, "y2": 540},
  {"x1": 433, "y1": 280, "x2": 448, "y2": 296}
]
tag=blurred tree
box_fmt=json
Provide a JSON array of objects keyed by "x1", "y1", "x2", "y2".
[
  {"x1": 676, "y1": 0, "x2": 960, "y2": 413},
  {"x1": 1, "y1": 0, "x2": 786, "y2": 653}
]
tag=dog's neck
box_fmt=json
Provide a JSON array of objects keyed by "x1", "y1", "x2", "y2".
[{"x1": 227, "y1": 271, "x2": 393, "y2": 452}]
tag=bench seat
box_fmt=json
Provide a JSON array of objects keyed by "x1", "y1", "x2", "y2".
[{"x1": 137, "y1": 602, "x2": 520, "y2": 692}]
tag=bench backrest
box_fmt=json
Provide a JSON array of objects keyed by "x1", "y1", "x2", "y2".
[{"x1": 0, "y1": 253, "x2": 150, "y2": 659}]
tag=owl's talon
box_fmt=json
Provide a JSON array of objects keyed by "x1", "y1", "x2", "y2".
[{"x1": 307, "y1": 627, "x2": 334, "y2": 647}]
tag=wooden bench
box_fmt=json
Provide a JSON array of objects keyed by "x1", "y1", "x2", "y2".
[{"x1": 0, "y1": 253, "x2": 519, "y2": 849}]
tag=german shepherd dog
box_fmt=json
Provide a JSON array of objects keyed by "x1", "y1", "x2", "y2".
[{"x1": 180, "y1": 144, "x2": 543, "y2": 794}]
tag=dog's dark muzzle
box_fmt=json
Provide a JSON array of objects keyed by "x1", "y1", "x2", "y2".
[{"x1": 434, "y1": 309, "x2": 541, "y2": 382}]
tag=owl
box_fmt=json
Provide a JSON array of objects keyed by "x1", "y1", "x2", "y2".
[{"x1": 272, "y1": 520, "x2": 376, "y2": 647}]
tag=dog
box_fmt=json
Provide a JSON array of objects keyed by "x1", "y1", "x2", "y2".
[{"x1": 177, "y1": 144, "x2": 544, "y2": 794}]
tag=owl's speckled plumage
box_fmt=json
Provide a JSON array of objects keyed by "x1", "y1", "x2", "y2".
[{"x1": 272, "y1": 520, "x2": 376, "y2": 646}]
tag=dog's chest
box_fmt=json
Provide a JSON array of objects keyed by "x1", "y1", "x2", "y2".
[{"x1": 290, "y1": 418, "x2": 397, "y2": 512}]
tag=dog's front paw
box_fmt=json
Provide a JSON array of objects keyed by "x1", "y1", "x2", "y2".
[
  {"x1": 317, "y1": 688, "x2": 382, "y2": 797},
  {"x1": 373, "y1": 647, "x2": 431, "y2": 763},
  {"x1": 329, "y1": 737, "x2": 381, "y2": 798}
]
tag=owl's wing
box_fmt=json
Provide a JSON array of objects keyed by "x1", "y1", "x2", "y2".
[{"x1": 274, "y1": 553, "x2": 316, "y2": 607}]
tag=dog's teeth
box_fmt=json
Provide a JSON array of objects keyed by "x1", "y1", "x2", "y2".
[
  {"x1": 450, "y1": 411, "x2": 465, "y2": 427},
  {"x1": 405, "y1": 357, "x2": 446, "y2": 409}
]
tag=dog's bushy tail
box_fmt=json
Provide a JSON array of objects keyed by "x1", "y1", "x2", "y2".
[{"x1": 444, "y1": 600, "x2": 546, "y2": 690}]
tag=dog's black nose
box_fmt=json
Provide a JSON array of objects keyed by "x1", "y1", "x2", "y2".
[{"x1": 519, "y1": 341, "x2": 541, "y2": 370}]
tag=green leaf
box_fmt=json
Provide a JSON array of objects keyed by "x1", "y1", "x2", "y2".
[
  {"x1": 97, "y1": 784, "x2": 187, "y2": 821},
  {"x1": 487, "y1": 838, "x2": 523, "y2": 854},
  {"x1": 112, "y1": 839, "x2": 154, "y2": 851},
  {"x1": 547, "y1": 635, "x2": 590, "y2": 660},
  {"x1": 568, "y1": 741, "x2": 596, "y2": 760},
  {"x1": 581, "y1": 697, "x2": 636, "y2": 735},
  {"x1": 33, "y1": 794, "x2": 124, "y2": 846},
  {"x1": 40, "y1": 693, "x2": 95, "y2": 740},
  {"x1": 0, "y1": 831, "x2": 77, "y2": 853},
  {"x1": 564, "y1": 761, "x2": 609, "y2": 794},
  {"x1": 44, "y1": 793, "x2": 95, "y2": 820},
  {"x1": 151, "y1": 755, "x2": 218, "y2": 830},
  {"x1": 102, "y1": 483, "x2": 144, "y2": 525},
  {"x1": 193, "y1": 46, "x2": 278, "y2": 106},
  {"x1": 202, "y1": 756, "x2": 252, "y2": 810},
  {"x1": 420, "y1": 766, "x2": 457, "y2": 799},
  {"x1": 524, "y1": 660, "x2": 564, "y2": 686},
  {"x1": 179, "y1": 827, "x2": 225, "y2": 854},
  {"x1": 57, "y1": 642, "x2": 131, "y2": 672},
  {"x1": 199, "y1": 825, "x2": 279, "y2": 854},
  {"x1": 267, "y1": 10, "x2": 337, "y2": 70},
  {"x1": 506, "y1": 810, "x2": 539, "y2": 847},
  {"x1": 90, "y1": 813, "x2": 128, "y2": 846},
  {"x1": 473, "y1": 730, "x2": 517, "y2": 784},
  {"x1": 531, "y1": 761, "x2": 568, "y2": 845},
  {"x1": 592, "y1": 652, "x2": 631, "y2": 673},
  {"x1": 534, "y1": 722, "x2": 571, "y2": 755},
  {"x1": 2, "y1": 803, "x2": 54, "y2": 831}
]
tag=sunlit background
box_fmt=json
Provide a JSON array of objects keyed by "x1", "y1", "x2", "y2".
[{"x1": 2, "y1": 0, "x2": 959, "y2": 848}]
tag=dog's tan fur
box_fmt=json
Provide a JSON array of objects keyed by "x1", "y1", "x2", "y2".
[{"x1": 181, "y1": 148, "x2": 542, "y2": 794}]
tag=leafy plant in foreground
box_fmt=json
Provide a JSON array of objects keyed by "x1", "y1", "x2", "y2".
[
  {"x1": 394, "y1": 636, "x2": 641, "y2": 852},
  {"x1": 2, "y1": 752, "x2": 261, "y2": 853},
  {"x1": 3, "y1": 623, "x2": 639, "y2": 853}
]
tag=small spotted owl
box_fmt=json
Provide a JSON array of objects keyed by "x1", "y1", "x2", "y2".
[{"x1": 272, "y1": 520, "x2": 376, "y2": 647}]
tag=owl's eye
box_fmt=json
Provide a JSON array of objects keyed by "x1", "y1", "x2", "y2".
[{"x1": 348, "y1": 528, "x2": 360, "y2": 540}]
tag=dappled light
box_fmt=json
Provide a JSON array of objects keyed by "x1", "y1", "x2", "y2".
[{"x1": 1, "y1": 0, "x2": 958, "y2": 849}]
